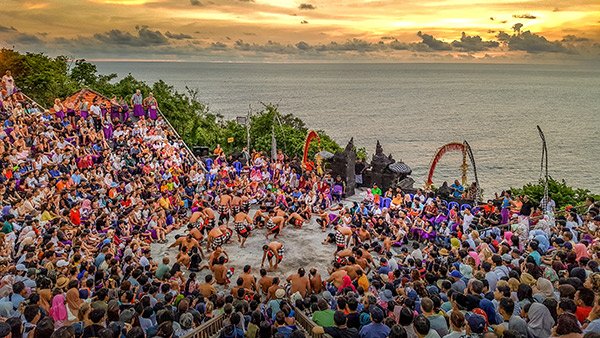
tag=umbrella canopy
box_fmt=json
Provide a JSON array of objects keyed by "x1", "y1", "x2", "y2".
[
  {"x1": 316, "y1": 150, "x2": 335, "y2": 159},
  {"x1": 387, "y1": 161, "x2": 412, "y2": 175}
]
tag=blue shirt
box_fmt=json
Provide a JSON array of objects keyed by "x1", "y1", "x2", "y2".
[
  {"x1": 359, "y1": 323, "x2": 390, "y2": 338},
  {"x1": 450, "y1": 183, "x2": 464, "y2": 199},
  {"x1": 528, "y1": 250, "x2": 541, "y2": 265}
]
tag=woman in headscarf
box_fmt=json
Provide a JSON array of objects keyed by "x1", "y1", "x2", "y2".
[
  {"x1": 338, "y1": 275, "x2": 356, "y2": 293},
  {"x1": 50, "y1": 292, "x2": 68, "y2": 328},
  {"x1": 527, "y1": 303, "x2": 555, "y2": 338},
  {"x1": 533, "y1": 278, "x2": 557, "y2": 302},
  {"x1": 66, "y1": 286, "x2": 83, "y2": 323},
  {"x1": 468, "y1": 250, "x2": 481, "y2": 268},
  {"x1": 502, "y1": 231, "x2": 513, "y2": 247},
  {"x1": 574, "y1": 243, "x2": 590, "y2": 262}
]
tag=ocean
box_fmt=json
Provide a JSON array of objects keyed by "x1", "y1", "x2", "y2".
[{"x1": 94, "y1": 62, "x2": 600, "y2": 196}]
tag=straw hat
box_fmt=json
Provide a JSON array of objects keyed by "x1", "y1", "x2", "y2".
[
  {"x1": 56, "y1": 276, "x2": 69, "y2": 289},
  {"x1": 520, "y1": 272, "x2": 536, "y2": 286}
]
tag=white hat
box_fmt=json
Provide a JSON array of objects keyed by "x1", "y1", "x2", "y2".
[
  {"x1": 275, "y1": 289, "x2": 286, "y2": 299},
  {"x1": 56, "y1": 260, "x2": 69, "y2": 268}
]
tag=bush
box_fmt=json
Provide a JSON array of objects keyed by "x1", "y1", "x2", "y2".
[{"x1": 511, "y1": 177, "x2": 600, "y2": 209}]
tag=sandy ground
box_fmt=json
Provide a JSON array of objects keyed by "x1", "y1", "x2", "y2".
[{"x1": 151, "y1": 191, "x2": 367, "y2": 292}]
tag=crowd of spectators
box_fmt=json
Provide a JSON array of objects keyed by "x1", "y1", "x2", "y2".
[{"x1": 0, "y1": 73, "x2": 599, "y2": 338}]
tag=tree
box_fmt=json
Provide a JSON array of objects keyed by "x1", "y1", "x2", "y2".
[
  {"x1": 511, "y1": 177, "x2": 600, "y2": 210},
  {"x1": 0, "y1": 49, "x2": 340, "y2": 159}
]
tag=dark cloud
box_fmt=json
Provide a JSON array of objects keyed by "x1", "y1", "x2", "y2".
[
  {"x1": 210, "y1": 42, "x2": 228, "y2": 50},
  {"x1": 237, "y1": 0, "x2": 254, "y2": 2},
  {"x1": 505, "y1": 31, "x2": 569, "y2": 53},
  {"x1": 94, "y1": 27, "x2": 168, "y2": 47},
  {"x1": 513, "y1": 14, "x2": 537, "y2": 19},
  {"x1": 389, "y1": 40, "x2": 409, "y2": 50},
  {"x1": 315, "y1": 39, "x2": 382, "y2": 52},
  {"x1": 300, "y1": 20, "x2": 309, "y2": 24},
  {"x1": 451, "y1": 32, "x2": 499, "y2": 52},
  {"x1": 298, "y1": 3, "x2": 316, "y2": 10},
  {"x1": 7, "y1": 31, "x2": 44, "y2": 45},
  {"x1": 234, "y1": 40, "x2": 297, "y2": 54},
  {"x1": 295, "y1": 41, "x2": 310, "y2": 50},
  {"x1": 380, "y1": 36, "x2": 395, "y2": 40},
  {"x1": 0, "y1": 25, "x2": 17, "y2": 32},
  {"x1": 189, "y1": 0, "x2": 202, "y2": 5},
  {"x1": 416, "y1": 31, "x2": 452, "y2": 50},
  {"x1": 562, "y1": 35, "x2": 590, "y2": 43},
  {"x1": 165, "y1": 31, "x2": 193, "y2": 40},
  {"x1": 496, "y1": 31, "x2": 511, "y2": 43},
  {"x1": 512, "y1": 23, "x2": 523, "y2": 34}
]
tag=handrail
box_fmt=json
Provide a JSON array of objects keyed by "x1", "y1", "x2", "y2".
[
  {"x1": 20, "y1": 93, "x2": 47, "y2": 111},
  {"x1": 77, "y1": 86, "x2": 207, "y2": 173},
  {"x1": 181, "y1": 313, "x2": 226, "y2": 338},
  {"x1": 156, "y1": 106, "x2": 207, "y2": 173},
  {"x1": 293, "y1": 306, "x2": 325, "y2": 338}
]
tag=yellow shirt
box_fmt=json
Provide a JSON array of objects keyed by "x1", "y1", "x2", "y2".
[
  {"x1": 358, "y1": 275, "x2": 369, "y2": 291},
  {"x1": 159, "y1": 197, "x2": 171, "y2": 209}
]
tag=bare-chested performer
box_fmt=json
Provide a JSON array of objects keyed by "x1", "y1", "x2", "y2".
[
  {"x1": 286, "y1": 212, "x2": 307, "y2": 229},
  {"x1": 231, "y1": 193, "x2": 242, "y2": 217},
  {"x1": 326, "y1": 263, "x2": 348, "y2": 289},
  {"x1": 261, "y1": 241, "x2": 284, "y2": 271},
  {"x1": 286, "y1": 267, "x2": 311, "y2": 298},
  {"x1": 208, "y1": 246, "x2": 228, "y2": 270},
  {"x1": 341, "y1": 256, "x2": 364, "y2": 280},
  {"x1": 207, "y1": 225, "x2": 232, "y2": 251},
  {"x1": 273, "y1": 206, "x2": 288, "y2": 218},
  {"x1": 336, "y1": 225, "x2": 353, "y2": 250},
  {"x1": 309, "y1": 268, "x2": 323, "y2": 294},
  {"x1": 257, "y1": 268, "x2": 274, "y2": 296},
  {"x1": 169, "y1": 233, "x2": 203, "y2": 258},
  {"x1": 264, "y1": 212, "x2": 285, "y2": 239},
  {"x1": 201, "y1": 207, "x2": 216, "y2": 233},
  {"x1": 211, "y1": 256, "x2": 230, "y2": 286},
  {"x1": 335, "y1": 248, "x2": 354, "y2": 265},
  {"x1": 218, "y1": 191, "x2": 232, "y2": 225},
  {"x1": 355, "y1": 225, "x2": 372, "y2": 246},
  {"x1": 253, "y1": 205, "x2": 268, "y2": 229},
  {"x1": 233, "y1": 211, "x2": 253, "y2": 248},
  {"x1": 240, "y1": 264, "x2": 257, "y2": 292},
  {"x1": 241, "y1": 194, "x2": 251, "y2": 213},
  {"x1": 186, "y1": 223, "x2": 204, "y2": 242}
]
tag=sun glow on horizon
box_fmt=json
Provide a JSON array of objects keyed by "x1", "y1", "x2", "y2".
[{"x1": 0, "y1": 0, "x2": 597, "y2": 61}]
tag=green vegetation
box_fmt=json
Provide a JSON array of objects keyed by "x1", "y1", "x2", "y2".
[
  {"x1": 511, "y1": 177, "x2": 600, "y2": 210},
  {"x1": 0, "y1": 48, "x2": 340, "y2": 157}
]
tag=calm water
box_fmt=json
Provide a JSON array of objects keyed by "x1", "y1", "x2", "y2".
[{"x1": 95, "y1": 62, "x2": 600, "y2": 195}]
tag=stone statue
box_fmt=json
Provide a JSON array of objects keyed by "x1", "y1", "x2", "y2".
[{"x1": 329, "y1": 138, "x2": 357, "y2": 197}]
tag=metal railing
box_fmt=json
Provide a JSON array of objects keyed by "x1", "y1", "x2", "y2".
[
  {"x1": 181, "y1": 314, "x2": 225, "y2": 338},
  {"x1": 76, "y1": 86, "x2": 207, "y2": 173},
  {"x1": 293, "y1": 306, "x2": 329, "y2": 338},
  {"x1": 155, "y1": 106, "x2": 207, "y2": 173}
]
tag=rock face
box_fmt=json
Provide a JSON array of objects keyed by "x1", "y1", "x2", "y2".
[{"x1": 330, "y1": 138, "x2": 357, "y2": 197}]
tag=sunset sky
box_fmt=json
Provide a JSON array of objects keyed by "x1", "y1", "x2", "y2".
[{"x1": 1, "y1": 0, "x2": 599, "y2": 61}]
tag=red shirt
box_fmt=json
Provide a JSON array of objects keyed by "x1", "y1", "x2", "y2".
[
  {"x1": 70, "y1": 208, "x2": 81, "y2": 226},
  {"x1": 576, "y1": 306, "x2": 592, "y2": 323}
]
